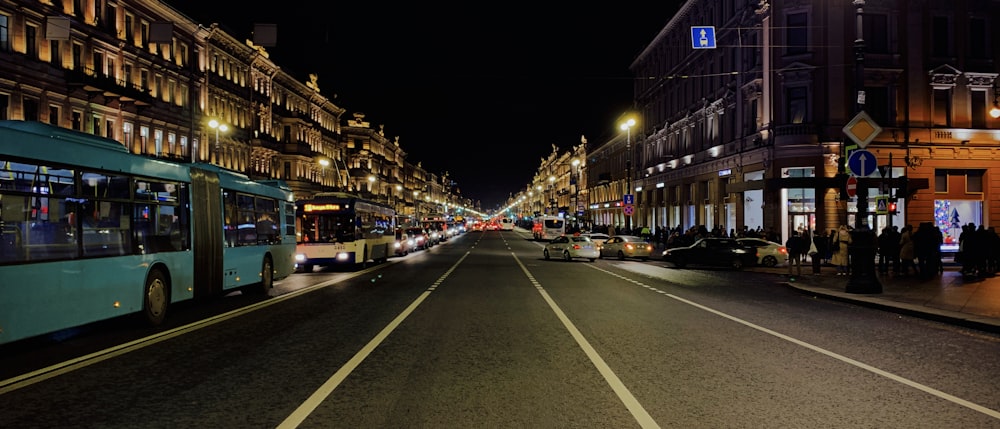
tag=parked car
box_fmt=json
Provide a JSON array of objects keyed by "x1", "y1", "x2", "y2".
[
  {"x1": 405, "y1": 227, "x2": 431, "y2": 250},
  {"x1": 737, "y1": 237, "x2": 788, "y2": 267},
  {"x1": 661, "y1": 237, "x2": 757, "y2": 270},
  {"x1": 598, "y1": 235, "x2": 654, "y2": 260},
  {"x1": 581, "y1": 232, "x2": 610, "y2": 248},
  {"x1": 543, "y1": 235, "x2": 599, "y2": 262},
  {"x1": 393, "y1": 229, "x2": 414, "y2": 256}
]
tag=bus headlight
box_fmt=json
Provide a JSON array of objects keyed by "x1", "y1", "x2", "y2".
[
  {"x1": 295, "y1": 254, "x2": 306, "y2": 262},
  {"x1": 336, "y1": 252, "x2": 351, "y2": 261}
]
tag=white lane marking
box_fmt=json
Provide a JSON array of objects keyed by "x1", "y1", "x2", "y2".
[
  {"x1": 0, "y1": 266, "x2": 391, "y2": 395},
  {"x1": 277, "y1": 252, "x2": 469, "y2": 428},
  {"x1": 585, "y1": 264, "x2": 1000, "y2": 421},
  {"x1": 513, "y1": 253, "x2": 661, "y2": 429}
]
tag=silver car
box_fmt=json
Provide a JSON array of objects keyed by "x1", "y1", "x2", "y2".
[
  {"x1": 599, "y1": 235, "x2": 654, "y2": 260},
  {"x1": 543, "y1": 235, "x2": 599, "y2": 262}
]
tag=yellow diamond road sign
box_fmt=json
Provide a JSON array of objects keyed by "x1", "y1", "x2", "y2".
[{"x1": 843, "y1": 110, "x2": 882, "y2": 149}]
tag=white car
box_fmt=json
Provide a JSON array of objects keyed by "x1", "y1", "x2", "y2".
[
  {"x1": 599, "y1": 235, "x2": 654, "y2": 261},
  {"x1": 543, "y1": 235, "x2": 599, "y2": 262},
  {"x1": 737, "y1": 238, "x2": 788, "y2": 267}
]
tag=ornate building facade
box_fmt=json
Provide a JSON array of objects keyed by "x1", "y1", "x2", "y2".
[{"x1": 0, "y1": 0, "x2": 472, "y2": 223}]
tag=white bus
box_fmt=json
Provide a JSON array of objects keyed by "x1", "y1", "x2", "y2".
[
  {"x1": 295, "y1": 192, "x2": 395, "y2": 271},
  {"x1": 532, "y1": 215, "x2": 565, "y2": 241}
]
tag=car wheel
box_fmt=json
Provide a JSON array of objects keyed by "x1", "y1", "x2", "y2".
[
  {"x1": 588, "y1": 258, "x2": 596, "y2": 262},
  {"x1": 762, "y1": 255, "x2": 777, "y2": 267},
  {"x1": 543, "y1": 249, "x2": 551, "y2": 260},
  {"x1": 732, "y1": 258, "x2": 745, "y2": 270},
  {"x1": 673, "y1": 257, "x2": 686, "y2": 268},
  {"x1": 617, "y1": 251, "x2": 625, "y2": 261},
  {"x1": 563, "y1": 251, "x2": 572, "y2": 261}
]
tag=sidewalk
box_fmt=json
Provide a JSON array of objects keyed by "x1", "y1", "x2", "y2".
[{"x1": 768, "y1": 263, "x2": 1000, "y2": 334}]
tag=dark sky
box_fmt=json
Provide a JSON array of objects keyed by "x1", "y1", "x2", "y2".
[{"x1": 165, "y1": 2, "x2": 684, "y2": 209}]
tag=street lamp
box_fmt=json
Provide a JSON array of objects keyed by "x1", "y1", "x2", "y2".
[
  {"x1": 619, "y1": 118, "x2": 636, "y2": 232},
  {"x1": 413, "y1": 190, "x2": 420, "y2": 222},
  {"x1": 318, "y1": 158, "x2": 330, "y2": 187},
  {"x1": 208, "y1": 119, "x2": 228, "y2": 147},
  {"x1": 571, "y1": 158, "x2": 581, "y2": 228}
]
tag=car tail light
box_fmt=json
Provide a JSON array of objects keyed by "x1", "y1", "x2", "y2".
[
  {"x1": 779, "y1": 246, "x2": 788, "y2": 254},
  {"x1": 572, "y1": 244, "x2": 582, "y2": 250},
  {"x1": 625, "y1": 244, "x2": 634, "y2": 250}
]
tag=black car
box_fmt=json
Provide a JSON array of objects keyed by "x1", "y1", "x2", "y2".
[{"x1": 661, "y1": 237, "x2": 757, "y2": 270}]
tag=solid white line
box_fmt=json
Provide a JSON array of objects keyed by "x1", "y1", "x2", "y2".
[
  {"x1": 585, "y1": 264, "x2": 1000, "y2": 421},
  {"x1": 277, "y1": 252, "x2": 470, "y2": 429},
  {"x1": 513, "y1": 254, "x2": 661, "y2": 429},
  {"x1": 0, "y1": 268, "x2": 380, "y2": 395}
]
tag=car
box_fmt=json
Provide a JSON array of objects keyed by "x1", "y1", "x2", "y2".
[
  {"x1": 393, "y1": 229, "x2": 414, "y2": 256},
  {"x1": 737, "y1": 237, "x2": 788, "y2": 267},
  {"x1": 598, "y1": 235, "x2": 654, "y2": 260},
  {"x1": 405, "y1": 227, "x2": 431, "y2": 250},
  {"x1": 581, "y1": 232, "x2": 610, "y2": 248},
  {"x1": 543, "y1": 235, "x2": 599, "y2": 262},
  {"x1": 661, "y1": 237, "x2": 758, "y2": 270}
]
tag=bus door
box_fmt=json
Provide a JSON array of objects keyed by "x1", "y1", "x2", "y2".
[{"x1": 190, "y1": 168, "x2": 224, "y2": 298}]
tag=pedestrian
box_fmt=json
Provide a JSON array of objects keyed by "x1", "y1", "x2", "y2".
[
  {"x1": 898, "y1": 224, "x2": 916, "y2": 276},
  {"x1": 832, "y1": 225, "x2": 851, "y2": 275},
  {"x1": 785, "y1": 230, "x2": 807, "y2": 277},
  {"x1": 811, "y1": 230, "x2": 827, "y2": 274}
]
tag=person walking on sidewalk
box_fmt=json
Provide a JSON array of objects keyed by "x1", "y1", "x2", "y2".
[
  {"x1": 832, "y1": 225, "x2": 852, "y2": 275},
  {"x1": 899, "y1": 224, "x2": 916, "y2": 276},
  {"x1": 786, "y1": 230, "x2": 807, "y2": 278}
]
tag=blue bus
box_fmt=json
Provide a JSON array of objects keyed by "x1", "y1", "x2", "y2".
[
  {"x1": 0, "y1": 121, "x2": 296, "y2": 345},
  {"x1": 295, "y1": 192, "x2": 395, "y2": 271}
]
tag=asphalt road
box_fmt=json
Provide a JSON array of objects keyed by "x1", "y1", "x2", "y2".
[{"x1": 2, "y1": 230, "x2": 1000, "y2": 428}]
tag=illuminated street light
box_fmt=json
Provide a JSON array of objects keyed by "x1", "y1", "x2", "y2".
[
  {"x1": 208, "y1": 119, "x2": 229, "y2": 148},
  {"x1": 619, "y1": 118, "x2": 636, "y2": 232}
]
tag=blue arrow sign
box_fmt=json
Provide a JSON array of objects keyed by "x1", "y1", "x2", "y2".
[
  {"x1": 691, "y1": 26, "x2": 716, "y2": 49},
  {"x1": 847, "y1": 149, "x2": 877, "y2": 177}
]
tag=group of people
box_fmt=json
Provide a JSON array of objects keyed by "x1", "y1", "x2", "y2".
[{"x1": 588, "y1": 220, "x2": 1000, "y2": 281}]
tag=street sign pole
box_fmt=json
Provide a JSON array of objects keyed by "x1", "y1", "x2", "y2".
[{"x1": 845, "y1": 0, "x2": 881, "y2": 294}]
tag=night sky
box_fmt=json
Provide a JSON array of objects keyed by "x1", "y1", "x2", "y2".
[{"x1": 165, "y1": 1, "x2": 685, "y2": 209}]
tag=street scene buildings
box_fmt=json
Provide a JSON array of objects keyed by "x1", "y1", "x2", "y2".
[
  {"x1": 511, "y1": 0, "x2": 1000, "y2": 253},
  {"x1": 0, "y1": 0, "x2": 473, "y2": 223}
]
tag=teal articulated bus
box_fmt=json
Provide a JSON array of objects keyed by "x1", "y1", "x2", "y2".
[{"x1": 0, "y1": 121, "x2": 296, "y2": 346}]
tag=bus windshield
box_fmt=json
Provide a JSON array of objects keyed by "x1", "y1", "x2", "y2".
[{"x1": 299, "y1": 213, "x2": 357, "y2": 243}]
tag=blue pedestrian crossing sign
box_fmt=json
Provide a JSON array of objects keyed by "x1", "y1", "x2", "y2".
[
  {"x1": 691, "y1": 26, "x2": 716, "y2": 49},
  {"x1": 847, "y1": 149, "x2": 877, "y2": 177}
]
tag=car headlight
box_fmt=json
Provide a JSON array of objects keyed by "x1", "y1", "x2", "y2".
[{"x1": 733, "y1": 249, "x2": 747, "y2": 254}]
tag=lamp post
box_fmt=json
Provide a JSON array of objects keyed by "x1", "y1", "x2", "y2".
[
  {"x1": 318, "y1": 158, "x2": 329, "y2": 189},
  {"x1": 394, "y1": 184, "x2": 402, "y2": 213},
  {"x1": 619, "y1": 118, "x2": 636, "y2": 232},
  {"x1": 571, "y1": 158, "x2": 581, "y2": 229},
  {"x1": 846, "y1": 0, "x2": 881, "y2": 294},
  {"x1": 208, "y1": 119, "x2": 228, "y2": 164},
  {"x1": 413, "y1": 190, "x2": 420, "y2": 224},
  {"x1": 548, "y1": 175, "x2": 556, "y2": 215}
]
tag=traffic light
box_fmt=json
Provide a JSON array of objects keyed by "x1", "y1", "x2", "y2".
[{"x1": 888, "y1": 200, "x2": 898, "y2": 215}]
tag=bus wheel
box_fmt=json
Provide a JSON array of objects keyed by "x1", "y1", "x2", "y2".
[
  {"x1": 247, "y1": 256, "x2": 273, "y2": 295},
  {"x1": 143, "y1": 269, "x2": 169, "y2": 326}
]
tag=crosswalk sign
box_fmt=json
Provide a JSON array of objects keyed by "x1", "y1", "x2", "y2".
[{"x1": 875, "y1": 197, "x2": 888, "y2": 214}]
